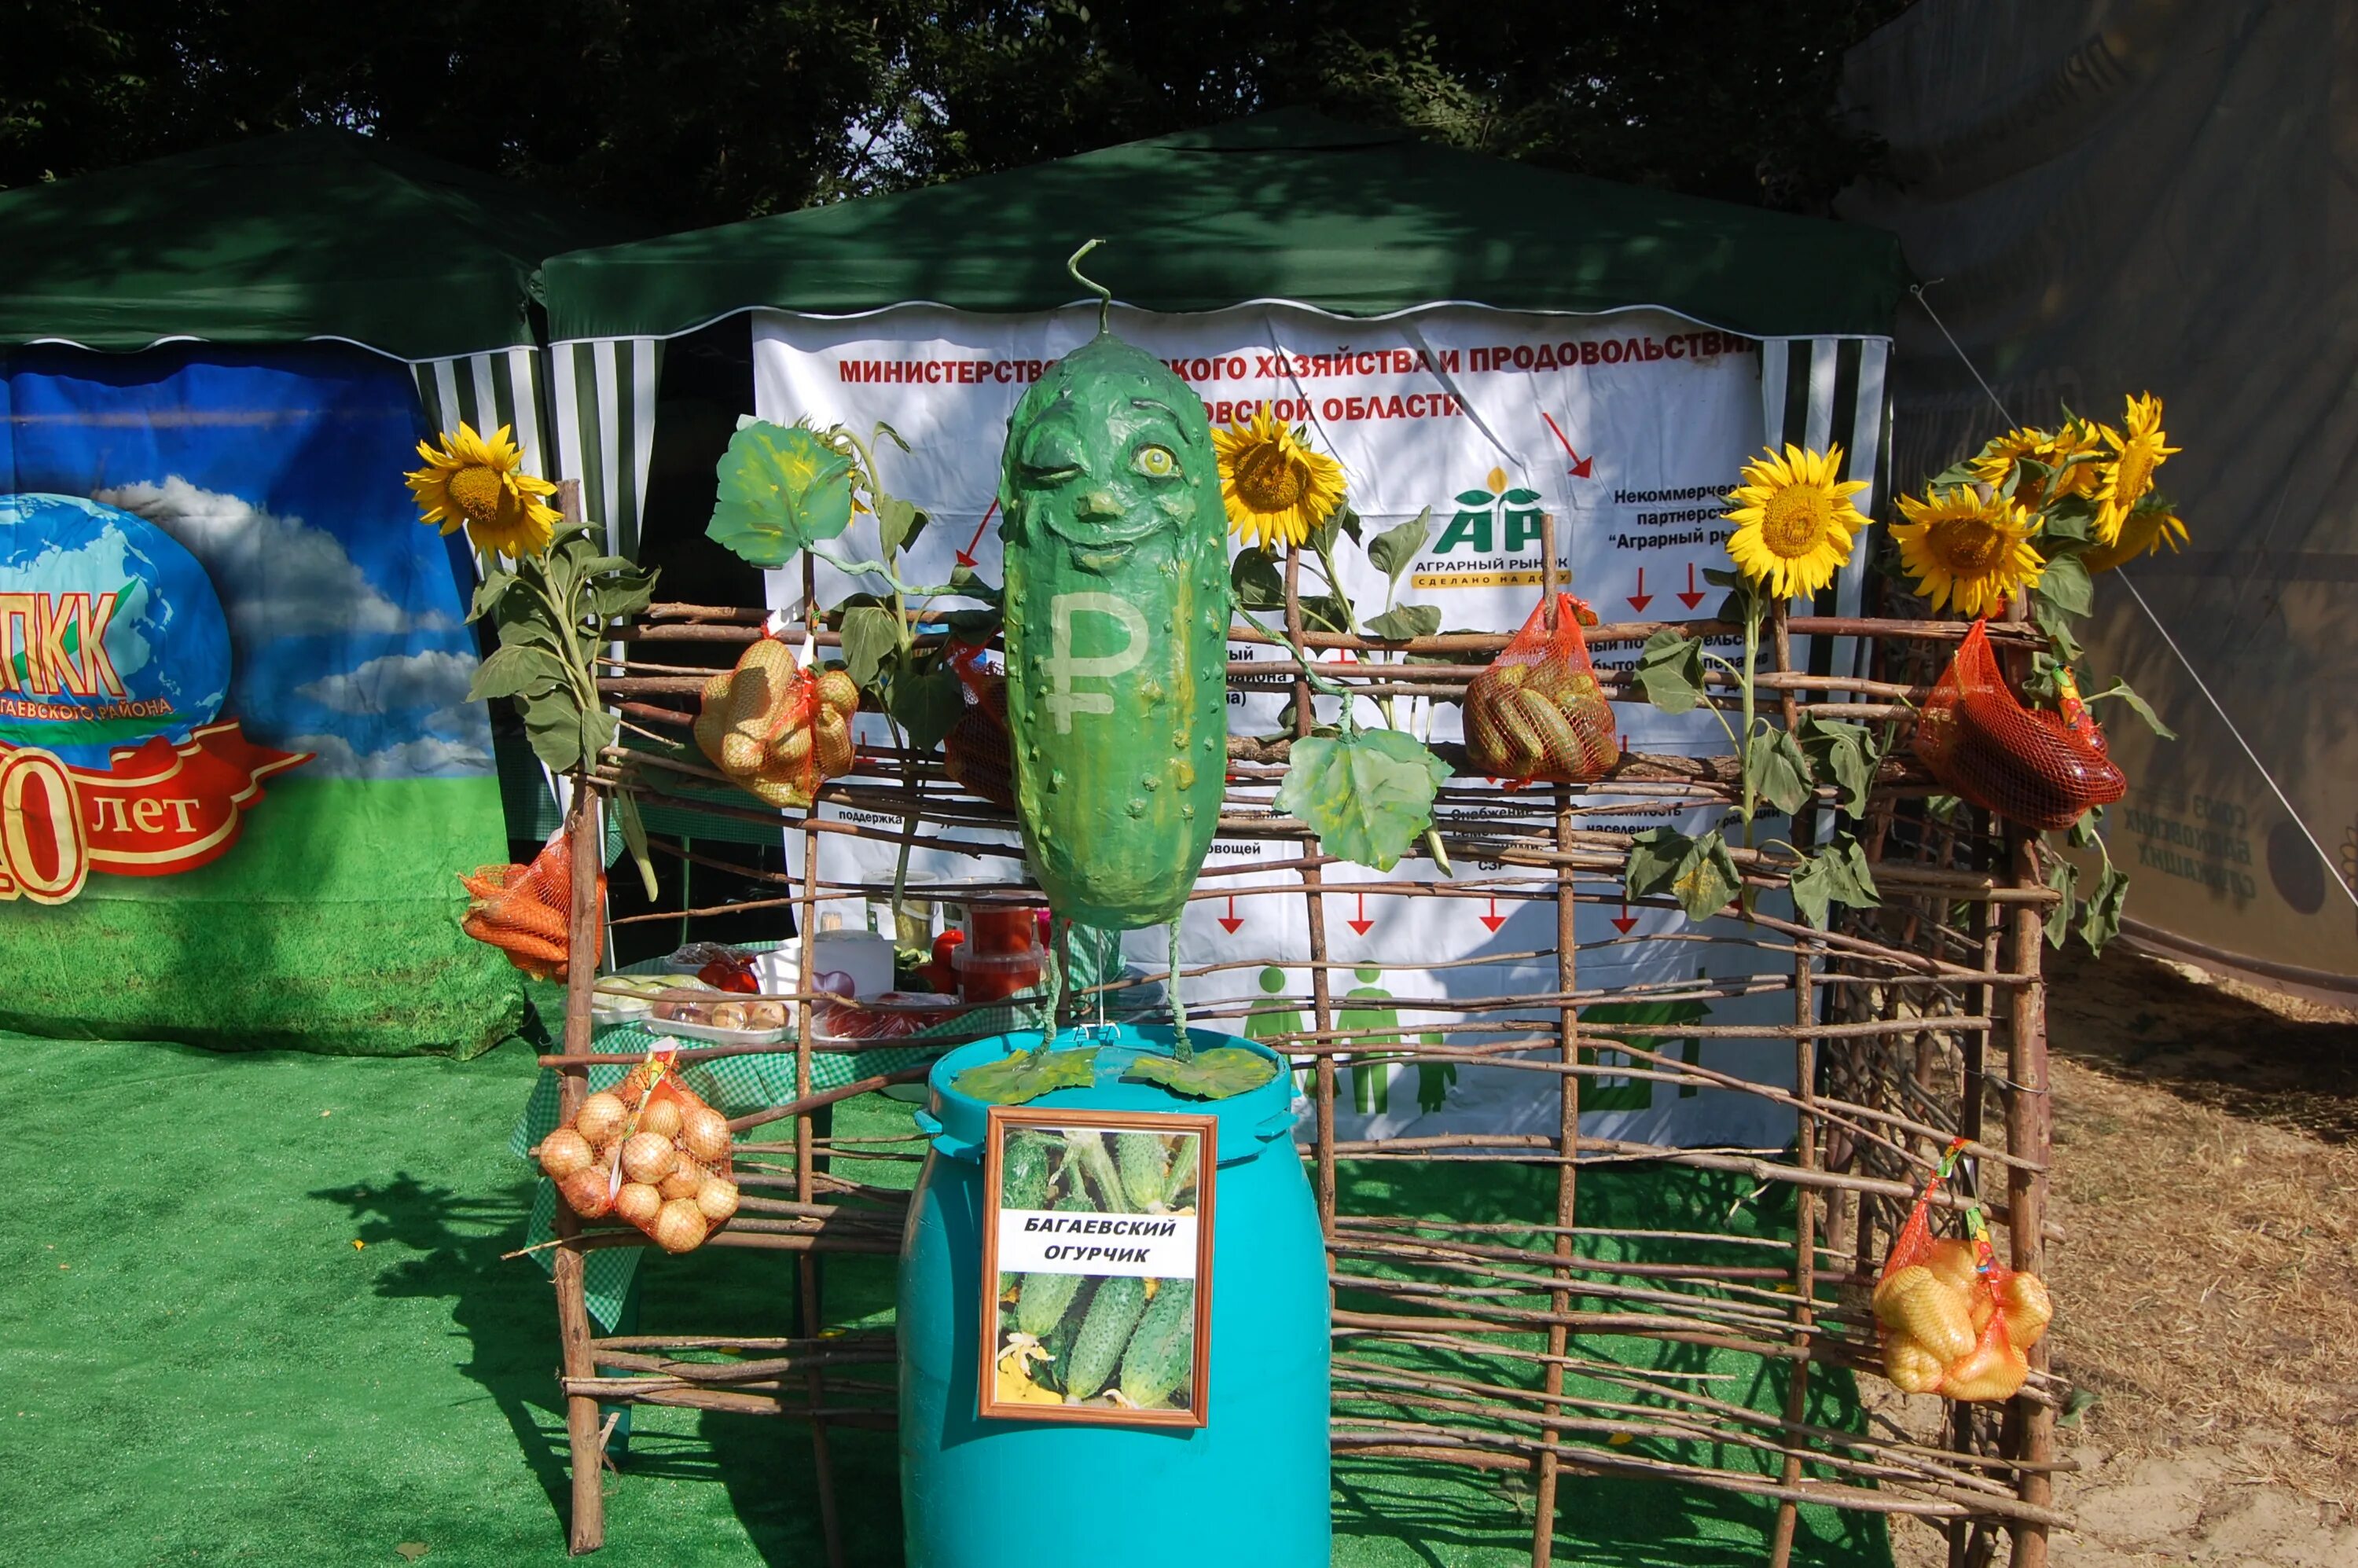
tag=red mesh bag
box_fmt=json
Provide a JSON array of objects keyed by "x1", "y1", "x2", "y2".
[
  {"x1": 539, "y1": 1047, "x2": 740, "y2": 1254},
  {"x1": 693, "y1": 636, "x2": 859, "y2": 809},
  {"x1": 1913, "y1": 620, "x2": 2125, "y2": 830},
  {"x1": 1466, "y1": 593, "x2": 1619, "y2": 784},
  {"x1": 460, "y1": 826, "x2": 603, "y2": 980},
  {"x1": 942, "y1": 644, "x2": 1016, "y2": 808},
  {"x1": 1872, "y1": 1140, "x2": 2053, "y2": 1403}
]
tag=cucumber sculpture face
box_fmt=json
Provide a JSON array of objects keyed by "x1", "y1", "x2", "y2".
[{"x1": 997, "y1": 325, "x2": 1230, "y2": 931}]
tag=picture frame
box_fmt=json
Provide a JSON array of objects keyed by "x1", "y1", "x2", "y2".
[{"x1": 975, "y1": 1104, "x2": 1216, "y2": 1427}]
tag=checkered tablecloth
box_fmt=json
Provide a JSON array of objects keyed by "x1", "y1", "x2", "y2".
[{"x1": 509, "y1": 947, "x2": 1039, "y2": 1328}]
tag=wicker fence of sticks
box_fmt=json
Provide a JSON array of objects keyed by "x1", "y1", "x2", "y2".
[{"x1": 527, "y1": 544, "x2": 2066, "y2": 1568}]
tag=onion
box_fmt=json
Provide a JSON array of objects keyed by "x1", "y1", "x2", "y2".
[
  {"x1": 657, "y1": 1160, "x2": 704, "y2": 1202},
  {"x1": 653, "y1": 1199, "x2": 707, "y2": 1254},
  {"x1": 575, "y1": 1092, "x2": 628, "y2": 1148},
  {"x1": 538, "y1": 1127, "x2": 596, "y2": 1181},
  {"x1": 681, "y1": 1106, "x2": 732, "y2": 1166},
  {"x1": 638, "y1": 1096, "x2": 683, "y2": 1140},
  {"x1": 695, "y1": 1173, "x2": 740, "y2": 1222},
  {"x1": 620, "y1": 1132, "x2": 677, "y2": 1184},
  {"x1": 615, "y1": 1181, "x2": 663, "y2": 1228},
  {"x1": 557, "y1": 1167, "x2": 615, "y2": 1220}
]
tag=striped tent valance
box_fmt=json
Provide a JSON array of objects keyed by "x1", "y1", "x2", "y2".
[
  {"x1": 547, "y1": 336, "x2": 665, "y2": 560},
  {"x1": 410, "y1": 347, "x2": 553, "y2": 483}
]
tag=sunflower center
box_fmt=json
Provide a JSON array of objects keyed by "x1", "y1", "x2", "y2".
[
  {"x1": 1232, "y1": 442, "x2": 1306, "y2": 513},
  {"x1": 449, "y1": 465, "x2": 506, "y2": 526},
  {"x1": 1927, "y1": 517, "x2": 2004, "y2": 574},
  {"x1": 1758, "y1": 485, "x2": 1835, "y2": 557}
]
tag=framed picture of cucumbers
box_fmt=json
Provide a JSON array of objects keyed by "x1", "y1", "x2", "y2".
[{"x1": 976, "y1": 1107, "x2": 1216, "y2": 1427}]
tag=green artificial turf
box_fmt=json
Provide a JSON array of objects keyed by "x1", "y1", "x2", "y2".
[
  {"x1": 0, "y1": 1034, "x2": 1890, "y2": 1567},
  {"x1": 0, "y1": 777, "x2": 524, "y2": 1056}
]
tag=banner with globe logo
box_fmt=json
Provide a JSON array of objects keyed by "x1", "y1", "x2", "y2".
[{"x1": 0, "y1": 346, "x2": 524, "y2": 1055}]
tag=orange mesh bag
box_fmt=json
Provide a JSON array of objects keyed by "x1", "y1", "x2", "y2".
[
  {"x1": 942, "y1": 644, "x2": 1016, "y2": 808},
  {"x1": 1465, "y1": 593, "x2": 1619, "y2": 784},
  {"x1": 693, "y1": 635, "x2": 860, "y2": 808},
  {"x1": 1913, "y1": 620, "x2": 2125, "y2": 831},
  {"x1": 460, "y1": 826, "x2": 604, "y2": 980},
  {"x1": 539, "y1": 1046, "x2": 740, "y2": 1254},
  {"x1": 1872, "y1": 1140, "x2": 2053, "y2": 1403}
]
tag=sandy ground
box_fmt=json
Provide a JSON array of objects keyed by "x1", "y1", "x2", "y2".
[{"x1": 1879, "y1": 945, "x2": 2358, "y2": 1566}]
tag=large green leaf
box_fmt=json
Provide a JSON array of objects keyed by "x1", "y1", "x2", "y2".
[
  {"x1": 1634, "y1": 630, "x2": 1706, "y2": 714},
  {"x1": 889, "y1": 662, "x2": 964, "y2": 751},
  {"x1": 708, "y1": 420, "x2": 856, "y2": 567},
  {"x1": 1668, "y1": 832, "x2": 1743, "y2": 922},
  {"x1": 953, "y1": 1047, "x2": 1101, "y2": 1105},
  {"x1": 1276, "y1": 727, "x2": 1449, "y2": 872},
  {"x1": 1365, "y1": 602, "x2": 1442, "y2": 641},
  {"x1": 1123, "y1": 1047, "x2": 1276, "y2": 1101},
  {"x1": 1744, "y1": 726, "x2": 1814, "y2": 816},
  {"x1": 1365, "y1": 509, "x2": 1432, "y2": 586},
  {"x1": 1623, "y1": 827, "x2": 1693, "y2": 902},
  {"x1": 468, "y1": 643, "x2": 567, "y2": 703},
  {"x1": 1789, "y1": 833, "x2": 1880, "y2": 930},
  {"x1": 1230, "y1": 547, "x2": 1286, "y2": 611},
  {"x1": 876, "y1": 494, "x2": 925, "y2": 557},
  {"x1": 2084, "y1": 678, "x2": 2176, "y2": 740},
  {"x1": 1796, "y1": 711, "x2": 1877, "y2": 817},
  {"x1": 2043, "y1": 855, "x2": 2079, "y2": 949},
  {"x1": 2033, "y1": 550, "x2": 2094, "y2": 619},
  {"x1": 2077, "y1": 862, "x2": 2129, "y2": 955},
  {"x1": 839, "y1": 604, "x2": 902, "y2": 690},
  {"x1": 519, "y1": 688, "x2": 584, "y2": 774}
]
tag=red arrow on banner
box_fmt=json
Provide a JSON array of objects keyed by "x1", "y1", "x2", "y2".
[
  {"x1": 1676, "y1": 561, "x2": 1707, "y2": 611},
  {"x1": 1611, "y1": 902, "x2": 1639, "y2": 935},
  {"x1": 1627, "y1": 567, "x2": 1653, "y2": 613},
  {"x1": 1218, "y1": 894, "x2": 1243, "y2": 935},
  {"x1": 1347, "y1": 892, "x2": 1374, "y2": 936},
  {"x1": 1539, "y1": 410, "x2": 1594, "y2": 479},
  {"x1": 1478, "y1": 896, "x2": 1507, "y2": 934},
  {"x1": 955, "y1": 499, "x2": 998, "y2": 569}
]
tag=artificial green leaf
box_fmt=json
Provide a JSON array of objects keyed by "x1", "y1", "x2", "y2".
[
  {"x1": 1634, "y1": 630, "x2": 1706, "y2": 714},
  {"x1": 876, "y1": 494, "x2": 922, "y2": 557},
  {"x1": 1123, "y1": 1046, "x2": 1277, "y2": 1100},
  {"x1": 2084, "y1": 678, "x2": 2176, "y2": 740},
  {"x1": 1230, "y1": 547, "x2": 1286, "y2": 610},
  {"x1": 2077, "y1": 863, "x2": 2129, "y2": 955},
  {"x1": 1745, "y1": 727, "x2": 1814, "y2": 816},
  {"x1": 1275, "y1": 727, "x2": 1449, "y2": 872},
  {"x1": 611, "y1": 788, "x2": 659, "y2": 902},
  {"x1": 519, "y1": 689, "x2": 583, "y2": 774},
  {"x1": 2043, "y1": 856, "x2": 2079, "y2": 949},
  {"x1": 2033, "y1": 550, "x2": 2094, "y2": 619},
  {"x1": 1669, "y1": 832, "x2": 1743, "y2": 922},
  {"x1": 2069, "y1": 805, "x2": 2106, "y2": 849},
  {"x1": 953, "y1": 1047, "x2": 1101, "y2": 1105},
  {"x1": 469, "y1": 644, "x2": 567, "y2": 703},
  {"x1": 1622, "y1": 827, "x2": 1694, "y2": 902},
  {"x1": 707, "y1": 420, "x2": 856, "y2": 567},
  {"x1": 1365, "y1": 603, "x2": 1442, "y2": 641},
  {"x1": 1366, "y1": 509, "x2": 1433, "y2": 586},
  {"x1": 839, "y1": 604, "x2": 902, "y2": 690},
  {"x1": 889, "y1": 662, "x2": 965, "y2": 751}
]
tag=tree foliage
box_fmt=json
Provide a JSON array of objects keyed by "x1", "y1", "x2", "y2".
[{"x1": 2, "y1": 0, "x2": 1908, "y2": 226}]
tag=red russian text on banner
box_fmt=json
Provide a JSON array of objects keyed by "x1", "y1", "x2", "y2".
[{"x1": 0, "y1": 720, "x2": 310, "y2": 905}]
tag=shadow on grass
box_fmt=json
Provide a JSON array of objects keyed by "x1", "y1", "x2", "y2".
[{"x1": 308, "y1": 1166, "x2": 906, "y2": 1567}]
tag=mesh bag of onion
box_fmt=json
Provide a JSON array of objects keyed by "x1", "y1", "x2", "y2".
[{"x1": 538, "y1": 1051, "x2": 740, "y2": 1254}]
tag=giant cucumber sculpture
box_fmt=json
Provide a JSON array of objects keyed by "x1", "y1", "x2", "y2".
[{"x1": 997, "y1": 253, "x2": 1230, "y2": 931}]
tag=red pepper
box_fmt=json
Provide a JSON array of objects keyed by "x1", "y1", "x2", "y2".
[{"x1": 698, "y1": 957, "x2": 758, "y2": 993}]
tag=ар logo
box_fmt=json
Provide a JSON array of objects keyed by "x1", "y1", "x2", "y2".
[{"x1": 0, "y1": 493, "x2": 308, "y2": 903}]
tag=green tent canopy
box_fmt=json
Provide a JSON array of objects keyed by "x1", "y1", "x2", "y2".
[
  {"x1": 0, "y1": 128, "x2": 623, "y2": 362},
  {"x1": 538, "y1": 109, "x2": 1908, "y2": 343}
]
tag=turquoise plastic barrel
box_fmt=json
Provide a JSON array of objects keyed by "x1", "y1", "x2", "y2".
[{"x1": 898, "y1": 1026, "x2": 1331, "y2": 1566}]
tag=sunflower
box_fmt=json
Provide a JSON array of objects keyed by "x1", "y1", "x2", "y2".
[
  {"x1": 1890, "y1": 487, "x2": 2045, "y2": 617},
  {"x1": 1723, "y1": 443, "x2": 1870, "y2": 599},
  {"x1": 406, "y1": 421, "x2": 562, "y2": 560},
  {"x1": 1968, "y1": 419, "x2": 2103, "y2": 510},
  {"x1": 2079, "y1": 502, "x2": 2189, "y2": 574},
  {"x1": 2092, "y1": 393, "x2": 2177, "y2": 545},
  {"x1": 1211, "y1": 403, "x2": 1346, "y2": 550}
]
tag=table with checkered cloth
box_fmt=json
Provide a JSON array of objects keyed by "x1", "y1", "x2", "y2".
[{"x1": 509, "y1": 954, "x2": 1038, "y2": 1330}]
